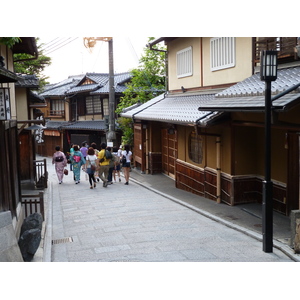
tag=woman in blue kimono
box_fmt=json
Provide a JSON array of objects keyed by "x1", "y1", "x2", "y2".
[{"x1": 70, "y1": 144, "x2": 86, "y2": 184}]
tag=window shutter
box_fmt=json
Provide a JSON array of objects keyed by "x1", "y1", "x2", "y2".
[
  {"x1": 177, "y1": 46, "x2": 193, "y2": 78},
  {"x1": 210, "y1": 37, "x2": 235, "y2": 71}
]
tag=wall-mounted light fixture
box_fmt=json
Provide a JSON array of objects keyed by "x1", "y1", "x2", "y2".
[{"x1": 168, "y1": 125, "x2": 176, "y2": 135}]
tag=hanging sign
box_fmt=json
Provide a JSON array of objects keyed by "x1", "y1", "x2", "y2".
[{"x1": 0, "y1": 88, "x2": 10, "y2": 120}]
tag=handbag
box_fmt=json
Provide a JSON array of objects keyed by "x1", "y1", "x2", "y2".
[{"x1": 64, "y1": 169, "x2": 69, "y2": 175}]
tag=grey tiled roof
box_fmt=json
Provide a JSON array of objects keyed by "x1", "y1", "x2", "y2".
[
  {"x1": 67, "y1": 83, "x2": 101, "y2": 93},
  {"x1": 91, "y1": 72, "x2": 132, "y2": 94},
  {"x1": 86, "y1": 73, "x2": 109, "y2": 85},
  {"x1": 39, "y1": 76, "x2": 83, "y2": 97},
  {"x1": 66, "y1": 73, "x2": 109, "y2": 94},
  {"x1": 40, "y1": 72, "x2": 132, "y2": 97},
  {"x1": 198, "y1": 92, "x2": 300, "y2": 112},
  {"x1": 121, "y1": 93, "x2": 223, "y2": 126},
  {"x1": 216, "y1": 66, "x2": 300, "y2": 98},
  {"x1": 63, "y1": 120, "x2": 106, "y2": 130},
  {"x1": 15, "y1": 74, "x2": 39, "y2": 88},
  {"x1": 45, "y1": 120, "x2": 106, "y2": 131},
  {"x1": 45, "y1": 121, "x2": 69, "y2": 130},
  {"x1": 199, "y1": 66, "x2": 300, "y2": 112},
  {"x1": 121, "y1": 93, "x2": 166, "y2": 116},
  {"x1": 121, "y1": 66, "x2": 300, "y2": 125}
]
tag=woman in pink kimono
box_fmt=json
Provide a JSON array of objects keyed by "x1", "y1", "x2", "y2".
[{"x1": 52, "y1": 146, "x2": 67, "y2": 184}]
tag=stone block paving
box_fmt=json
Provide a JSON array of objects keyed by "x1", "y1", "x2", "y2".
[{"x1": 47, "y1": 160, "x2": 293, "y2": 262}]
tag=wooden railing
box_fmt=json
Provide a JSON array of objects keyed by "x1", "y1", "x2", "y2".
[
  {"x1": 21, "y1": 192, "x2": 45, "y2": 219},
  {"x1": 48, "y1": 110, "x2": 65, "y2": 117},
  {"x1": 254, "y1": 37, "x2": 298, "y2": 64},
  {"x1": 33, "y1": 159, "x2": 48, "y2": 189}
]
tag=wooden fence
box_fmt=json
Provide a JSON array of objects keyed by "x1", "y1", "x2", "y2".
[
  {"x1": 34, "y1": 158, "x2": 48, "y2": 189},
  {"x1": 21, "y1": 192, "x2": 45, "y2": 220}
]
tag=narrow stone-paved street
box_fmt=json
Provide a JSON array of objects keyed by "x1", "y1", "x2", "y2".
[{"x1": 44, "y1": 157, "x2": 293, "y2": 262}]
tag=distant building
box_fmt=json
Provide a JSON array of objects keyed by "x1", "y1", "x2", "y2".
[{"x1": 38, "y1": 72, "x2": 132, "y2": 155}]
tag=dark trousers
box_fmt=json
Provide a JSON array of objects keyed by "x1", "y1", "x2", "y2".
[
  {"x1": 108, "y1": 167, "x2": 114, "y2": 182},
  {"x1": 88, "y1": 173, "x2": 96, "y2": 186}
]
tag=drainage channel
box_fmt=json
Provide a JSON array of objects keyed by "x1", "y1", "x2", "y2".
[{"x1": 52, "y1": 237, "x2": 73, "y2": 245}]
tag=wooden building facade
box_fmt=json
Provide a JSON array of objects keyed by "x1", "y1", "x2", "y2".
[{"x1": 122, "y1": 37, "x2": 300, "y2": 216}]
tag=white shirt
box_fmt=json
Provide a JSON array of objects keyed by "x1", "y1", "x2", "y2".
[
  {"x1": 122, "y1": 150, "x2": 132, "y2": 163},
  {"x1": 86, "y1": 154, "x2": 97, "y2": 167}
]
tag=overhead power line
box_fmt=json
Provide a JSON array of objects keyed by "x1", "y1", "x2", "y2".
[
  {"x1": 40, "y1": 37, "x2": 70, "y2": 52},
  {"x1": 40, "y1": 37, "x2": 62, "y2": 51},
  {"x1": 43, "y1": 37, "x2": 79, "y2": 55}
]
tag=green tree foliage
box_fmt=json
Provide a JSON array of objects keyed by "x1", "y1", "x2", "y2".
[
  {"x1": 0, "y1": 37, "x2": 21, "y2": 48},
  {"x1": 116, "y1": 37, "x2": 166, "y2": 145},
  {"x1": 13, "y1": 37, "x2": 51, "y2": 90}
]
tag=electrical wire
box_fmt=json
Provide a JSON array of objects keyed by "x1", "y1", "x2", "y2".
[
  {"x1": 91, "y1": 42, "x2": 104, "y2": 71},
  {"x1": 41, "y1": 37, "x2": 71, "y2": 52},
  {"x1": 40, "y1": 37, "x2": 62, "y2": 51},
  {"x1": 44, "y1": 37, "x2": 78, "y2": 54},
  {"x1": 43, "y1": 37, "x2": 79, "y2": 55},
  {"x1": 126, "y1": 37, "x2": 140, "y2": 65}
]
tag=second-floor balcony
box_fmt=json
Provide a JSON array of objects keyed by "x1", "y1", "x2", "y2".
[
  {"x1": 48, "y1": 110, "x2": 65, "y2": 118},
  {"x1": 254, "y1": 37, "x2": 299, "y2": 65}
]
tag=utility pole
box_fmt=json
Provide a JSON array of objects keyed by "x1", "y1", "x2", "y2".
[
  {"x1": 83, "y1": 37, "x2": 116, "y2": 145},
  {"x1": 107, "y1": 38, "x2": 116, "y2": 144}
]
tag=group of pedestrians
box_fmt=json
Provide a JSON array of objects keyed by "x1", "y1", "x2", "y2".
[{"x1": 52, "y1": 142, "x2": 132, "y2": 188}]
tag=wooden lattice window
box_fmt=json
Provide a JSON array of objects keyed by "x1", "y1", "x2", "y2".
[
  {"x1": 188, "y1": 131, "x2": 203, "y2": 164},
  {"x1": 86, "y1": 95, "x2": 101, "y2": 114}
]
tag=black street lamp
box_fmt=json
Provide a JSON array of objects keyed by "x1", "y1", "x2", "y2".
[{"x1": 260, "y1": 50, "x2": 278, "y2": 253}]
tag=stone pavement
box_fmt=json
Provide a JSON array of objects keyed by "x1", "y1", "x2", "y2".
[{"x1": 38, "y1": 156, "x2": 299, "y2": 262}]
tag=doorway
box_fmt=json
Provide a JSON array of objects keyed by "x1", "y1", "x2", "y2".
[
  {"x1": 287, "y1": 132, "x2": 300, "y2": 213},
  {"x1": 161, "y1": 128, "x2": 177, "y2": 178}
]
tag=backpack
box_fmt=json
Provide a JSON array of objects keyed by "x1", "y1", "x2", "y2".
[
  {"x1": 121, "y1": 155, "x2": 127, "y2": 164},
  {"x1": 114, "y1": 153, "x2": 120, "y2": 165},
  {"x1": 105, "y1": 150, "x2": 113, "y2": 159},
  {"x1": 73, "y1": 155, "x2": 81, "y2": 163},
  {"x1": 109, "y1": 154, "x2": 117, "y2": 168},
  {"x1": 55, "y1": 156, "x2": 64, "y2": 162}
]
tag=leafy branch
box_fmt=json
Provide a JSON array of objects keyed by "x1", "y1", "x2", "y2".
[{"x1": 116, "y1": 37, "x2": 166, "y2": 146}]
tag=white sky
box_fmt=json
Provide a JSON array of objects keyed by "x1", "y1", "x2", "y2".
[{"x1": 39, "y1": 37, "x2": 149, "y2": 84}]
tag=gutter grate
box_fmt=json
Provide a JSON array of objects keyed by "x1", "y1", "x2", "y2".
[{"x1": 52, "y1": 237, "x2": 73, "y2": 245}]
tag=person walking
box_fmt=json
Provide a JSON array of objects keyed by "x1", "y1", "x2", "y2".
[
  {"x1": 97, "y1": 142, "x2": 110, "y2": 187},
  {"x1": 107, "y1": 147, "x2": 117, "y2": 185},
  {"x1": 91, "y1": 142, "x2": 100, "y2": 182},
  {"x1": 121, "y1": 144, "x2": 132, "y2": 185},
  {"x1": 70, "y1": 145, "x2": 86, "y2": 184},
  {"x1": 117, "y1": 145, "x2": 123, "y2": 157},
  {"x1": 52, "y1": 146, "x2": 67, "y2": 184},
  {"x1": 69, "y1": 143, "x2": 74, "y2": 171},
  {"x1": 80, "y1": 142, "x2": 88, "y2": 160},
  {"x1": 113, "y1": 146, "x2": 121, "y2": 182},
  {"x1": 85, "y1": 147, "x2": 97, "y2": 189}
]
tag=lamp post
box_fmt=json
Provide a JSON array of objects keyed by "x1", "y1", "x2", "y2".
[{"x1": 260, "y1": 50, "x2": 278, "y2": 253}]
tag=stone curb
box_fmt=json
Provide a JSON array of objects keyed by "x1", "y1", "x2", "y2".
[{"x1": 43, "y1": 181, "x2": 53, "y2": 262}]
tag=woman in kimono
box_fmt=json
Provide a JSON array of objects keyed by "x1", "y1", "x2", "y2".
[
  {"x1": 70, "y1": 144, "x2": 86, "y2": 184},
  {"x1": 52, "y1": 146, "x2": 67, "y2": 184}
]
